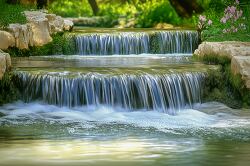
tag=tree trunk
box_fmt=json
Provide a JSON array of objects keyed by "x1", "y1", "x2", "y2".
[
  {"x1": 88, "y1": 0, "x2": 99, "y2": 15},
  {"x1": 37, "y1": 0, "x2": 47, "y2": 9},
  {"x1": 6, "y1": 0, "x2": 18, "y2": 4},
  {"x1": 169, "y1": 0, "x2": 203, "y2": 18}
]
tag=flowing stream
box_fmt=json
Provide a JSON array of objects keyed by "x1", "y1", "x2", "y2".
[{"x1": 0, "y1": 30, "x2": 250, "y2": 166}]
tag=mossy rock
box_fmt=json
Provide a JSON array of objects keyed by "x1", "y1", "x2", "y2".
[
  {"x1": 0, "y1": 73, "x2": 20, "y2": 105},
  {"x1": 193, "y1": 54, "x2": 231, "y2": 66},
  {"x1": 149, "y1": 33, "x2": 160, "y2": 54},
  {"x1": 200, "y1": 55, "x2": 250, "y2": 109}
]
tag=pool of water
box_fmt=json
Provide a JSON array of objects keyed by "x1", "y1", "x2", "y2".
[
  {"x1": 4, "y1": 55, "x2": 250, "y2": 166},
  {"x1": 0, "y1": 102, "x2": 250, "y2": 166},
  {"x1": 12, "y1": 55, "x2": 216, "y2": 75}
]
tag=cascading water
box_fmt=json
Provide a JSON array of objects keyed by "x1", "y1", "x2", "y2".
[
  {"x1": 76, "y1": 32, "x2": 150, "y2": 55},
  {"x1": 75, "y1": 31, "x2": 198, "y2": 55},
  {"x1": 158, "y1": 31, "x2": 198, "y2": 54},
  {"x1": 2, "y1": 28, "x2": 250, "y2": 166},
  {"x1": 15, "y1": 71, "x2": 204, "y2": 114}
]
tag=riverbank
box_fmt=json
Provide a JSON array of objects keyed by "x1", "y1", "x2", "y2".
[{"x1": 194, "y1": 41, "x2": 250, "y2": 108}]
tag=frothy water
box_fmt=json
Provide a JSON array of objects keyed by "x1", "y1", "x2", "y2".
[
  {"x1": 1, "y1": 102, "x2": 250, "y2": 137},
  {"x1": 1, "y1": 103, "x2": 250, "y2": 166}
]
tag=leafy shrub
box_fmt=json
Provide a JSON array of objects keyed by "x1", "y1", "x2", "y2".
[
  {"x1": 48, "y1": 0, "x2": 92, "y2": 17},
  {"x1": 135, "y1": 0, "x2": 181, "y2": 27},
  {"x1": 98, "y1": 0, "x2": 181, "y2": 27},
  {"x1": 0, "y1": 0, "x2": 34, "y2": 29},
  {"x1": 198, "y1": 0, "x2": 250, "y2": 41}
]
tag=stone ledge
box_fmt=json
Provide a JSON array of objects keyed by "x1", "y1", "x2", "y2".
[
  {"x1": 194, "y1": 41, "x2": 250, "y2": 59},
  {"x1": 194, "y1": 41, "x2": 250, "y2": 89}
]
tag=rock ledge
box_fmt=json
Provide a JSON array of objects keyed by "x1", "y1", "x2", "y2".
[{"x1": 194, "y1": 41, "x2": 250, "y2": 89}]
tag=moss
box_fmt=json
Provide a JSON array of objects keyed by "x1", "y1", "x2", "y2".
[
  {"x1": 0, "y1": 73, "x2": 20, "y2": 105},
  {"x1": 193, "y1": 54, "x2": 231, "y2": 67},
  {"x1": 6, "y1": 33, "x2": 77, "y2": 57},
  {"x1": 149, "y1": 33, "x2": 160, "y2": 54},
  {"x1": 225, "y1": 65, "x2": 250, "y2": 108},
  {"x1": 198, "y1": 54, "x2": 250, "y2": 108},
  {"x1": 202, "y1": 69, "x2": 243, "y2": 108}
]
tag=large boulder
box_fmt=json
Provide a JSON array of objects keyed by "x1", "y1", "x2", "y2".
[
  {"x1": 231, "y1": 56, "x2": 250, "y2": 89},
  {"x1": 0, "y1": 50, "x2": 11, "y2": 80},
  {"x1": 194, "y1": 41, "x2": 250, "y2": 59},
  {"x1": 0, "y1": 31, "x2": 15, "y2": 50},
  {"x1": 63, "y1": 19, "x2": 74, "y2": 31},
  {"x1": 24, "y1": 11, "x2": 52, "y2": 46},
  {"x1": 5, "y1": 11, "x2": 74, "y2": 50},
  {"x1": 8, "y1": 24, "x2": 33, "y2": 49}
]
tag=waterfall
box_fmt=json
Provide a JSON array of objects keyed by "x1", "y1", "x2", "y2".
[
  {"x1": 158, "y1": 31, "x2": 198, "y2": 54},
  {"x1": 15, "y1": 72, "x2": 204, "y2": 114},
  {"x1": 75, "y1": 31, "x2": 198, "y2": 55},
  {"x1": 76, "y1": 32, "x2": 150, "y2": 55}
]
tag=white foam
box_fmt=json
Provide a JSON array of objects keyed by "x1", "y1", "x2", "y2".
[{"x1": 1, "y1": 101, "x2": 250, "y2": 131}]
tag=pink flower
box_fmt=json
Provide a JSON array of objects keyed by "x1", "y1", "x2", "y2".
[
  {"x1": 230, "y1": 6, "x2": 236, "y2": 14},
  {"x1": 225, "y1": 6, "x2": 230, "y2": 13},
  {"x1": 220, "y1": 17, "x2": 227, "y2": 24},
  {"x1": 233, "y1": 27, "x2": 238, "y2": 32},
  {"x1": 199, "y1": 15, "x2": 206, "y2": 22},
  {"x1": 235, "y1": 0, "x2": 239, "y2": 5},
  {"x1": 208, "y1": 20, "x2": 212, "y2": 25}
]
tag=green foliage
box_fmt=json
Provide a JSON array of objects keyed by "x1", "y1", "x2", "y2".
[
  {"x1": 48, "y1": 0, "x2": 93, "y2": 17},
  {"x1": 0, "y1": 73, "x2": 20, "y2": 105},
  {"x1": 135, "y1": 0, "x2": 181, "y2": 27},
  {"x1": 0, "y1": 0, "x2": 34, "y2": 29},
  {"x1": 99, "y1": 0, "x2": 181, "y2": 27},
  {"x1": 199, "y1": 0, "x2": 250, "y2": 42},
  {"x1": 48, "y1": 0, "x2": 181, "y2": 28},
  {"x1": 197, "y1": 54, "x2": 231, "y2": 66},
  {"x1": 98, "y1": 2, "x2": 136, "y2": 20}
]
